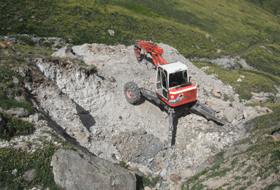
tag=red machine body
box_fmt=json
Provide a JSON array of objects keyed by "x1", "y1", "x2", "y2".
[{"x1": 156, "y1": 83, "x2": 197, "y2": 107}]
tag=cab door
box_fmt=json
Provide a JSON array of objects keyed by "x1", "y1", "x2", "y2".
[
  {"x1": 161, "y1": 70, "x2": 168, "y2": 100},
  {"x1": 156, "y1": 67, "x2": 169, "y2": 100}
]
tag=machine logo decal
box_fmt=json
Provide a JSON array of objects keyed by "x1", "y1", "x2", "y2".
[{"x1": 168, "y1": 93, "x2": 184, "y2": 105}]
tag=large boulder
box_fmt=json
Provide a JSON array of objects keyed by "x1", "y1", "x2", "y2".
[
  {"x1": 224, "y1": 107, "x2": 238, "y2": 123},
  {"x1": 204, "y1": 99, "x2": 230, "y2": 113},
  {"x1": 51, "y1": 149, "x2": 136, "y2": 190},
  {"x1": 0, "y1": 113, "x2": 5, "y2": 133}
]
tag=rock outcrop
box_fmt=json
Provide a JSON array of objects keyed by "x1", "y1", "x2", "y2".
[
  {"x1": 21, "y1": 42, "x2": 273, "y2": 188},
  {"x1": 51, "y1": 149, "x2": 136, "y2": 190}
]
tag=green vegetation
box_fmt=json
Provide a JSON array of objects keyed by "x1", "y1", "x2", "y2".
[
  {"x1": 119, "y1": 161, "x2": 127, "y2": 168},
  {"x1": 42, "y1": 41, "x2": 55, "y2": 48},
  {"x1": 243, "y1": 45, "x2": 280, "y2": 77},
  {"x1": 17, "y1": 36, "x2": 35, "y2": 46},
  {"x1": 0, "y1": 140, "x2": 75, "y2": 189},
  {"x1": 0, "y1": 113, "x2": 34, "y2": 141},
  {"x1": 142, "y1": 175, "x2": 160, "y2": 188},
  {"x1": 0, "y1": 44, "x2": 34, "y2": 114},
  {"x1": 0, "y1": 93, "x2": 33, "y2": 115},
  {"x1": 245, "y1": 0, "x2": 280, "y2": 14},
  {"x1": 241, "y1": 69, "x2": 280, "y2": 85},
  {"x1": 183, "y1": 101, "x2": 280, "y2": 189},
  {"x1": 193, "y1": 62, "x2": 278, "y2": 100},
  {"x1": 1, "y1": 0, "x2": 280, "y2": 76}
]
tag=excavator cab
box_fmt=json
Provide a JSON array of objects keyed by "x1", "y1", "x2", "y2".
[{"x1": 155, "y1": 62, "x2": 197, "y2": 107}]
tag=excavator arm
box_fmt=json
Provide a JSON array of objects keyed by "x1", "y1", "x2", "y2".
[{"x1": 134, "y1": 40, "x2": 167, "y2": 66}]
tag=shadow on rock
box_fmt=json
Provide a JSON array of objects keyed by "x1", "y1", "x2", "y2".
[
  {"x1": 74, "y1": 101, "x2": 96, "y2": 132},
  {"x1": 139, "y1": 54, "x2": 157, "y2": 70},
  {"x1": 30, "y1": 94, "x2": 96, "y2": 157},
  {"x1": 137, "y1": 96, "x2": 191, "y2": 146}
]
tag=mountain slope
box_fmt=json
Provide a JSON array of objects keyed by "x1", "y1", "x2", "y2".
[{"x1": 1, "y1": 0, "x2": 280, "y2": 76}]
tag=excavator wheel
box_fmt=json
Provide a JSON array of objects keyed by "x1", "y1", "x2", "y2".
[{"x1": 124, "y1": 82, "x2": 141, "y2": 105}]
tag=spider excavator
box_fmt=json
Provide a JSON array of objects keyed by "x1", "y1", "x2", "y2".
[{"x1": 124, "y1": 40, "x2": 227, "y2": 147}]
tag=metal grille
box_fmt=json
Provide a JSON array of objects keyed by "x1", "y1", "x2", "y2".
[
  {"x1": 186, "y1": 89, "x2": 196, "y2": 101},
  {"x1": 182, "y1": 89, "x2": 196, "y2": 104}
]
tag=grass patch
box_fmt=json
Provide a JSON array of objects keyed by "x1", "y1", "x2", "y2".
[
  {"x1": 193, "y1": 62, "x2": 277, "y2": 100},
  {"x1": 13, "y1": 43, "x2": 55, "y2": 57},
  {"x1": 142, "y1": 175, "x2": 160, "y2": 188},
  {"x1": 245, "y1": 0, "x2": 280, "y2": 14},
  {"x1": 231, "y1": 158, "x2": 239, "y2": 166},
  {"x1": 0, "y1": 141, "x2": 75, "y2": 189},
  {"x1": 17, "y1": 36, "x2": 35, "y2": 46},
  {"x1": 0, "y1": 95, "x2": 33, "y2": 115},
  {"x1": 119, "y1": 161, "x2": 127, "y2": 168},
  {"x1": 241, "y1": 69, "x2": 280, "y2": 86},
  {"x1": 0, "y1": 113, "x2": 34, "y2": 141},
  {"x1": 42, "y1": 41, "x2": 55, "y2": 48}
]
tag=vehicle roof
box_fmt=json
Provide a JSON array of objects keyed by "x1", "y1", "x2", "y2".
[{"x1": 159, "y1": 62, "x2": 188, "y2": 74}]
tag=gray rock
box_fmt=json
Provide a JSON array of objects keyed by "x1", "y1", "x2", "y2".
[
  {"x1": 205, "y1": 99, "x2": 229, "y2": 113},
  {"x1": 237, "y1": 59, "x2": 250, "y2": 69},
  {"x1": 160, "y1": 168, "x2": 167, "y2": 180},
  {"x1": 243, "y1": 108, "x2": 258, "y2": 121},
  {"x1": 11, "y1": 169, "x2": 17, "y2": 175},
  {"x1": 251, "y1": 92, "x2": 261, "y2": 97},
  {"x1": 267, "y1": 50, "x2": 273, "y2": 55},
  {"x1": 12, "y1": 76, "x2": 19, "y2": 84},
  {"x1": 6, "y1": 107, "x2": 29, "y2": 117},
  {"x1": 205, "y1": 34, "x2": 210, "y2": 39},
  {"x1": 52, "y1": 149, "x2": 136, "y2": 190},
  {"x1": 19, "y1": 67, "x2": 29, "y2": 77},
  {"x1": 224, "y1": 107, "x2": 238, "y2": 123},
  {"x1": 164, "y1": 160, "x2": 169, "y2": 168},
  {"x1": 23, "y1": 169, "x2": 36, "y2": 181},
  {"x1": 216, "y1": 49, "x2": 221, "y2": 54},
  {"x1": 212, "y1": 83, "x2": 221, "y2": 93},
  {"x1": 0, "y1": 113, "x2": 5, "y2": 133},
  {"x1": 250, "y1": 97, "x2": 268, "y2": 103},
  {"x1": 170, "y1": 174, "x2": 181, "y2": 181},
  {"x1": 108, "y1": 30, "x2": 115, "y2": 36},
  {"x1": 254, "y1": 106, "x2": 273, "y2": 114},
  {"x1": 271, "y1": 97, "x2": 280, "y2": 103}
]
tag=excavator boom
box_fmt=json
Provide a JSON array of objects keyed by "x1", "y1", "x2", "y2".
[{"x1": 134, "y1": 40, "x2": 167, "y2": 66}]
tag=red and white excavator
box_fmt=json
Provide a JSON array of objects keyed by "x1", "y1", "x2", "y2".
[{"x1": 124, "y1": 40, "x2": 226, "y2": 146}]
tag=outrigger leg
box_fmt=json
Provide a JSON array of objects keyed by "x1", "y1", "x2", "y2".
[{"x1": 168, "y1": 107, "x2": 175, "y2": 147}]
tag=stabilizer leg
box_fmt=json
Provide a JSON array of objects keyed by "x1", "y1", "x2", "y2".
[{"x1": 168, "y1": 107, "x2": 175, "y2": 147}]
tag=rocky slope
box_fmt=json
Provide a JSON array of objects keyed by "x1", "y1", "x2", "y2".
[{"x1": 17, "y1": 42, "x2": 272, "y2": 189}]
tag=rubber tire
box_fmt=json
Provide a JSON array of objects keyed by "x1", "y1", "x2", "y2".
[{"x1": 124, "y1": 82, "x2": 141, "y2": 105}]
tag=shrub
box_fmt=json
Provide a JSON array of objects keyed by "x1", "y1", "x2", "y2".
[{"x1": 0, "y1": 113, "x2": 34, "y2": 140}]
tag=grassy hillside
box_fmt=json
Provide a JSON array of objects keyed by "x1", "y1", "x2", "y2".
[
  {"x1": 193, "y1": 62, "x2": 279, "y2": 100},
  {"x1": 245, "y1": 0, "x2": 280, "y2": 14},
  {"x1": 183, "y1": 101, "x2": 280, "y2": 190},
  {"x1": 1, "y1": 0, "x2": 280, "y2": 76}
]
